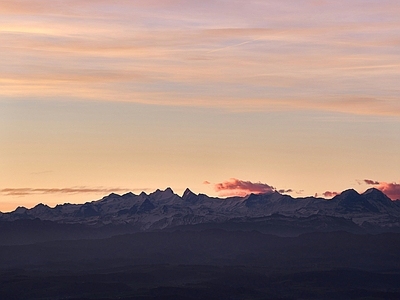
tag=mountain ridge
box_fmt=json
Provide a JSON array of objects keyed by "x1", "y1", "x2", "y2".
[{"x1": 1, "y1": 188, "x2": 399, "y2": 232}]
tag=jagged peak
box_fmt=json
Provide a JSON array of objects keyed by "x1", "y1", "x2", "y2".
[
  {"x1": 149, "y1": 187, "x2": 173, "y2": 195},
  {"x1": 149, "y1": 189, "x2": 162, "y2": 196},
  {"x1": 148, "y1": 187, "x2": 176, "y2": 201},
  {"x1": 183, "y1": 188, "x2": 195, "y2": 196},
  {"x1": 122, "y1": 192, "x2": 135, "y2": 197},
  {"x1": 182, "y1": 188, "x2": 197, "y2": 201},
  {"x1": 164, "y1": 187, "x2": 174, "y2": 194}
]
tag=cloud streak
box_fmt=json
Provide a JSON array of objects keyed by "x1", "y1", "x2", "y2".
[
  {"x1": 1, "y1": 1, "x2": 400, "y2": 116},
  {"x1": 0, "y1": 187, "x2": 147, "y2": 196}
]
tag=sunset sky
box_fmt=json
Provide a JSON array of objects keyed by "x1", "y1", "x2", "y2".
[{"x1": 1, "y1": 0, "x2": 400, "y2": 212}]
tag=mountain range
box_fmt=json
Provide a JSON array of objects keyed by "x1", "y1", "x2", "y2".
[
  {"x1": 1, "y1": 188, "x2": 400, "y2": 299},
  {"x1": 1, "y1": 188, "x2": 400, "y2": 243}
]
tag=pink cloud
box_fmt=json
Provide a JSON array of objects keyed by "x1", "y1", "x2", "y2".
[
  {"x1": 214, "y1": 178, "x2": 275, "y2": 197},
  {"x1": 322, "y1": 191, "x2": 340, "y2": 198},
  {"x1": 363, "y1": 179, "x2": 400, "y2": 200},
  {"x1": 376, "y1": 182, "x2": 400, "y2": 201}
]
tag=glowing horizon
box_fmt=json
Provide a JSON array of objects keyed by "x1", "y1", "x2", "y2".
[
  {"x1": 1, "y1": 0, "x2": 399, "y2": 212},
  {"x1": 1, "y1": 176, "x2": 399, "y2": 213}
]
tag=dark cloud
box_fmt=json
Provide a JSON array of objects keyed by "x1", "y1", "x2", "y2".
[
  {"x1": 364, "y1": 179, "x2": 380, "y2": 185},
  {"x1": 278, "y1": 189, "x2": 293, "y2": 193}
]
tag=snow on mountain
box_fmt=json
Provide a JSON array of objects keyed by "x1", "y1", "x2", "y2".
[{"x1": 1, "y1": 188, "x2": 399, "y2": 231}]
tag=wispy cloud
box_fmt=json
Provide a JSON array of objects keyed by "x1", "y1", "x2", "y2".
[
  {"x1": 30, "y1": 170, "x2": 53, "y2": 175},
  {"x1": 0, "y1": 187, "x2": 147, "y2": 196},
  {"x1": 1, "y1": 0, "x2": 399, "y2": 116},
  {"x1": 364, "y1": 179, "x2": 400, "y2": 200},
  {"x1": 214, "y1": 178, "x2": 275, "y2": 197}
]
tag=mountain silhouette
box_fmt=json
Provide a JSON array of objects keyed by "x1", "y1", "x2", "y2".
[{"x1": 1, "y1": 188, "x2": 399, "y2": 244}]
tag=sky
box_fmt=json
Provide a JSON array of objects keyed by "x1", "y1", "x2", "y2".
[{"x1": 1, "y1": 0, "x2": 400, "y2": 212}]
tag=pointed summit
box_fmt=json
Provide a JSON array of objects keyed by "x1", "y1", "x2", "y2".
[
  {"x1": 164, "y1": 187, "x2": 174, "y2": 194},
  {"x1": 182, "y1": 188, "x2": 202, "y2": 204},
  {"x1": 182, "y1": 188, "x2": 197, "y2": 201},
  {"x1": 183, "y1": 188, "x2": 195, "y2": 197},
  {"x1": 149, "y1": 189, "x2": 162, "y2": 197},
  {"x1": 148, "y1": 187, "x2": 177, "y2": 202}
]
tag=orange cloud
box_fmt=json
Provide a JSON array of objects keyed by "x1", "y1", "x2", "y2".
[
  {"x1": 364, "y1": 179, "x2": 400, "y2": 200},
  {"x1": 214, "y1": 178, "x2": 275, "y2": 197},
  {"x1": 0, "y1": 187, "x2": 145, "y2": 196}
]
